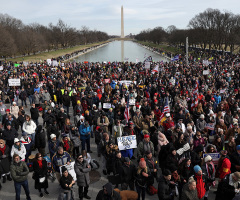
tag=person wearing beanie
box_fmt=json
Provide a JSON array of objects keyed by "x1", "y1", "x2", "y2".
[
  {"x1": 165, "y1": 147, "x2": 178, "y2": 171},
  {"x1": 181, "y1": 177, "x2": 198, "y2": 200},
  {"x1": 202, "y1": 156, "x2": 215, "y2": 200},
  {"x1": 216, "y1": 172, "x2": 240, "y2": 200},
  {"x1": 96, "y1": 182, "x2": 121, "y2": 200},
  {"x1": 135, "y1": 158, "x2": 150, "y2": 200},
  {"x1": 158, "y1": 169, "x2": 173, "y2": 200},
  {"x1": 229, "y1": 144, "x2": 240, "y2": 173},
  {"x1": 196, "y1": 115, "x2": 206, "y2": 133},
  {"x1": 192, "y1": 165, "x2": 207, "y2": 200},
  {"x1": 137, "y1": 134, "x2": 154, "y2": 160},
  {"x1": 48, "y1": 133, "x2": 60, "y2": 159}
]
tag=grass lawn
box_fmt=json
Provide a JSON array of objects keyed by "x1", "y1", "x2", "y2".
[{"x1": 6, "y1": 41, "x2": 108, "y2": 63}]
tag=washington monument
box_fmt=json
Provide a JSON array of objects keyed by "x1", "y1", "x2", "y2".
[{"x1": 121, "y1": 6, "x2": 124, "y2": 38}]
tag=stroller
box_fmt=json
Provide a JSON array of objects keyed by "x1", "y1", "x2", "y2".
[{"x1": 44, "y1": 155, "x2": 56, "y2": 182}]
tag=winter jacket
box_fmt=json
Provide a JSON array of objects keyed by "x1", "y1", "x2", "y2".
[
  {"x1": 35, "y1": 126, "x2": 46, "y2": 149},
  {"x1": 48, "y1": 140, "x2": 60, "y2": 158},
  {"x1": 218, "y1": 157, "x2": 231, "y2": 179},
  {"x1": 10, "y1": 105, "x2": 19, "y2": 119},
  {"x1": 230, "y1": 151, "x2": 240, "y2": 173},
  {"x1": 158, "y1": 175, "x2": 173, "y2": 200},
  {"x1": 196, "y1": 119, "x2": 206, "y2": 132},
  {"x1": 11, "y1": 143, "x2": 26, "y2": 160},
  {"x1": 79, "y1": 124, "x2": 91, "y2": 140},
  {"x1": 30, "y1": 107, "x2": 39, "y2": 120},
  {"x1": 60, "y1": 137, "x2": 74, "y2": 156},
  {"x1": 0, "y1": 145, "x2": 11, "y2": 174},
  {"x1": 96, "y1": 183, "x2": 121, "y2": 200},
  {"x1": 2, "y1": 128, "x2": 18, "y2": 141},
  {"x1": 97, "y1": 116, "x2": 110, "y2": 132},
  {"x1": 22, "y1": 120, "x2": 37, "y2": 135},
  {"x1": 74, "y1": 159, "x2": 91, "y2": 187},
  {"x1": 52, "y1": 151, "x2": 71, "y2": 172},
  {"x1": 20, "y1": 136, "x2": 32, "y2": 151},
  {"x1": 181, "y1": 183, "x2": 198, "y2": 200},
  {"x1": 10, "y1": 160, "x2": 29, "y2": 182},
  {"x1": 62, "y1": 95, "x2": 71, "y2": 106},
  {"x1": 137, "y1": 140, "x2": 154, "y2": 159},
  {"x1": 33, "y1": 159, "x2": 48, "y2": 190},
  {"x1": 69, "y1": 130, "x2": 81, "y2": 147}
]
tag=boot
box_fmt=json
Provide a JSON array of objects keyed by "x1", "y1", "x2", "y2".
[
  {"x1": 84, "y1": 195, "x2": 91, "y2": 199},
  {"x1": 0, "y1": 183, "x2": 2, "y2": 190},
  {"x1": 2, "y1": 176, "x2": 6, "y2": 183},
  {"x1": 7, "y1": 174, "x2": 12, "y2": 181}
]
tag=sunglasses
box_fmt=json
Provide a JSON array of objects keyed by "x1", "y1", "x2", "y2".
[
  {"x1": 78, "y1": 157, "x2": 83, "y2": 159},
  {"x1": 0, "y1": 143, "x2": 3, "y2": 144}
]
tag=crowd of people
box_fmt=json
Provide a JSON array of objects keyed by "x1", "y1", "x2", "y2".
[{"x1": 0, "y1": 49, "x2": 239, "y2": 200}]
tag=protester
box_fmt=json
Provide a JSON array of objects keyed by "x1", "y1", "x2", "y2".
[
  {"x1": 0, "y1": 139, "x2": 12, "y2": 183},
  {"x1": 96, "y1": 182, "x2": 121, "y2": 200}
]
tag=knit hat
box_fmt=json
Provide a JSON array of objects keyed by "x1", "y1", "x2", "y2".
[
  {"x1": 166, "y1": 113, "x2": 170, "y2": 118},
  {"x1": 204, "y1": 155, "x2": 212, "y2": 163},
  {"x1": 61, "y1": 166, "x2": 68, "y2": 173},
  {"x1": 200, "y1": 114, "x2": 205, "y2": 119},
  {"x1": 80, "y1": 115, "x2": 85, "y2": 120},
  {"x1": 85, "y1": 110, "x2": 89, "y2": 114},
  {"x1": 6, "y1": 109, "x2": 10, "y2": 112},
  {"x1": 139, "y1": 158, "x2": 146, "y2": 169},
  {"x1": 218, "y1": 128, "x2": 223, "y2": 133},
  {"x1": 14, "y1": 138, "x2": 20, "y2": 143},
  {"x1": 194, "y1": 165, "x2": 202, "y2": 173},
  {"x1": 162, "y1": 169, "x2": 171, "y2": 176},
  {"x1": 187, "y1": 125, "x2": 192, "y2": 130},
  {"x1": 237, "y1": 145, "x2": 240, "y2": 151},
  {"x1": 144, "y1": 134, "x2": 150, "y2": 138},
  {"x1": 234, "y1": 172, "x2": 240, "y2": 181},
  {"x1": 50, "y1": 134, "x2": 56, "y2": 139},
  {"x1": 124, "y1": 157, "x2": 130, "y2": 163},
  {"x1": 22, "y1": 132, "x2": 27, "y2": 136}
]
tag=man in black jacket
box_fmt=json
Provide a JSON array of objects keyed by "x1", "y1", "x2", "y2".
[
  {"x1": 2, "y1": 123, "x2": 18, "y2": 149},
  {"x1": 30, "y1": 104, "x2": 39, "y2": 126},
  {"x1": 158, "y1": 169, "x2": 174, "y2": 200},
  {"x1": 96, "y1": 182, "x2": 121, "y2": 200},
  {"x1": 230, "y1": 145, "x2": 240, "y2": 173}
]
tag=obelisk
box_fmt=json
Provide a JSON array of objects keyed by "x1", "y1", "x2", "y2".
[{"x1": 121, "y1": 6, "x2": 124, "y2": 38}]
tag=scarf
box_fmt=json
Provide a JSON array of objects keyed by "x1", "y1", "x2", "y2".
[
  {"x1": 195, "y1": 174, "x2": 206, "y2": 199},
  {"x1": 0, "y1": 145, "x2": 6, "y2": 155},
  {"x1": 14, "y1": 144, "x2": 21, "y2": 150},
  {"x1": 206, "y1": 162, "x2": 215, "y2": 178},
  {"x1": 37, "y1": 160, "x2": 43, "y2": 168},
  {"x1": 63, "y1": 140, "x2": 70, "y2": 151}
]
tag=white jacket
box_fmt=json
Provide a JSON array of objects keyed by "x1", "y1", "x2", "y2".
[
  {"x1": 11, "y1": 143, "x2": 26, "y2": 161},
  {"x1": 22, "y1": 120, "x2": 36, "y2": 134}
]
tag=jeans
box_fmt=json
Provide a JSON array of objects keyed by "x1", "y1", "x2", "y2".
[
  {"x1": 28, "y1": 95, "x2": 33, "y2": 105},
  {"x1": 81, "y1": 138, "x2": 90, "y2": 151},
  {"x1": 14, "y1": 180, "x2": 31, "y2": 200},
  {"x1": 33, "y1": 119, "x2": 39, "y2": 126},
  {"x1": 21, "y1": 99, "x2": 27, "y2": 106},
  {"x1": 136, "y1": 184, "x2": 146, "y2": 200}
]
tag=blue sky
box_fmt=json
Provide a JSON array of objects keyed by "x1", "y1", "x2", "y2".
[{"x1": 1, "y1": 0, "x2": 239, "y2": 35}]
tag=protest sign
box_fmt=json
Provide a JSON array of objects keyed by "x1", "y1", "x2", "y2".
[
  {"x1": 47, "y1": 59, "x2": 51, "y2": 66},
  {"x1": 119, "y1": 80, "x2": 137, "y2": 87},
  {"x1": 14, "y1": 63, "x2": 20, "y2": 67},
  {"x1": 60, "y1": 162, "x2": 77, "y2": 181},
  {"x1": 203, "y1": 153, "x2": 220, "y2": 165},
  {"x1": 203, "y1": 70, "x2": 209, "y2": 75},
  {"x1": 103, "y1": 103, "x2": 111, "y2": 109},
  {"x1": 145, "y1": 62, "x2": 150, "y2": 69},
  {"x1": 8, "y1": 79, "x2": 21, "y2": 86},
  {"x1": 23, "y1": 62, "x2": 29, "y2": 66},
  {"x1": 205, "y1": 123, "x2": 215, "y2": 131},
  {"x1": 52, "y1": 60, "x2": 58, "y2": 66},
  {"x1": 0, "y1": 66, "x2": 3, "y2": 70},
  {"x1": 104, "y1": 79, "x2": 110, "y2": 84},
  {"x1": 129, "y1": 99, "x2": 136, "y2": 105},
  {"x1": 117, "y1": 135, "x2": 137, "y2": 150}
]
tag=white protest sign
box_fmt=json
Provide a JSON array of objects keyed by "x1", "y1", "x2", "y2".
[
  {"x1": 119, "y1": 80, "x2": 137, "y2": 87},
  {"x1": 47, "y1": 59, "x2": 51, "y2": 66},
  {"x1": 8, "y1": 79, "x2": 21, "y2": 86},
  {"x1": 103, "y1": 103, "x2": 111, "y2": 109},
  {"x1": 205, "y1": 123, "x2": 215, "y2": 131},
  {"x1": 23, "y1": 61, "x2": 29, "y2": 66},
  {"x1": 61, "y1": 63, "x2": 64, "y2": 66},
  {"x1": 0, "y1": 66, "x2": 3, "y2": 71},
  {"x1": 129, "y1": 99, "x2": 136, "y2": 105},
  {"x1": 145, "y1": 62, "x2": 150, "y2": 69},
  {"x1": 203, "y1": 60, "x2": 210, "y2": 66},
  {"x1": 203, "y1": 70, "x2": 209, "y2": 75},
  {"x1": 52, "y1": 60, "x2": 58, "y2": 66},
  {"x1": 117, "y1": 135, "x2": 137, "y2": 150},
  {"x1": 60, "y1": 162, "x2": 77, "y2": 181}
]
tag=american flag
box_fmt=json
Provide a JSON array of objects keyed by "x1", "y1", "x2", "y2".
[
  {"x1": 191, "y1": 81, "x2": 199, "y2": 111},
  {"x1": 159, "y1": 98, "x2": 170, "y2": 121},
  {"x1": 124, "y1": 95, "x2": 130, "y2": 122}
]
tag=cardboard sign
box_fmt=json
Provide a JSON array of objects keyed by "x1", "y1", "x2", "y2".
[
  {"x1": 103, "y1": 103, "x2": 111, "y2": 109},
  {"x1": 60, "y1": 162, "x2": 77, "y2": 181},
  {"x1": 129, "y1": 99, "x2": 136, "y2": 105},
  {"x1": 8, "y1": 78, "x2": 21, "y2": 86},
  {"x1": 203, "y1": 153, "x2": 220, "y2": 165},
  {"x1": 117, "y1": 135, "x2": 137, "y2": 150}
]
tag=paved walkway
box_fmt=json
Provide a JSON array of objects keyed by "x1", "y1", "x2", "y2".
[{"x1": 0, "y1": 103, "x2": 217, "y2": 200}]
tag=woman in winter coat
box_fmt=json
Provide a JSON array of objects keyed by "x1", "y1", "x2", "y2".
[
  {"x1": 33, "y1": 153, "x2": 49, "y2": 197},
  {"x1": 105, "y1": 142, "x2": 118, "y2": 175},
  {"x1": 10, "y1": 102, "x2": 19, "y2": 119},
  {"x1": 20, "y1": 132, "x2": 32, "y2": 162},
  {"x1": 69, "y1": 128, "x2": 81, "y2": 159},
  {"x1": 33, "y1": 91, "x2": 41, "y2": 107},
  {"x1": 22, "y1": 115, "x2": 37, "y2": 145},
  {"x1": 11, "y1": 138, "x2": 26, "y2": 161},
  {"x1": 35, "y1": 125, "x2": 46, "y2": 156},
  {"x1": 181, "y1": 177, "x2": 198, "y2": 200},
  {"x1": 74, "y1": 154, "x2": 91, "y2": 200},
  {"x1": 157, "y1": 131, "x2": 169, "y2": 153},
  {"x1": 0, "y1": 139, "x2": 12, "y2": 183},
  {"x1": 179, "y1": 159, "x2": 194, "y2": 185}
]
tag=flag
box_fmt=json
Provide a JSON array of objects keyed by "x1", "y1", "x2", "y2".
[
  {"x1": 143, "y1": 56, "x2": 153, "y2": 63},
  {"x1": 191, "y1": 81, "x2": 199, "y2": 111},
  {"x1": 171, "y1": 55, "x2": 179, "y2": 61},
  {"x1": 159, "y1": 98, "x2": 170, "y2": 122},
  {"x1": 151, "y1": 65, "x2": 159, "y2": 74},
  {"x1": 124, "y1": 95, "x2": 130, "y2": 123}
]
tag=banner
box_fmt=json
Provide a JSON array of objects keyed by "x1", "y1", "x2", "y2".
[
  {"x1": 52, "y1": 60, "x2": 58, "y2": 66},
  {"x1": 203, "y1": 70, "x2": 209, "y2": 75},
  {"x1": 203, "y1": 153, "x2": 220, "y2": 165},
  {"x1": 145, "y1": 62, "x2": 150, "y2": 69},
  {"x1": 119, "y1": 80, "x2": 136, "y2": 87},
  {"x1": 117, "y1": 135, "x2": 137, "y2": 150},
  {"x1": 143, "y1": 56, "x2": 153, "y2": 63},
  {"x1": 205, "y1": 123, "x2": 215, "y2": 131},
  {"x1": 60, "y1": 162, "x2": 77, "y2": 181},
  {"x1": 8, "y1": 79, "x2": 21, "y2": 86}
]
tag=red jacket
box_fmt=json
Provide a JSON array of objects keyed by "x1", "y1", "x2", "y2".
[{"x1": 219, "y1": 157, "x2": 231, "y2": 179}]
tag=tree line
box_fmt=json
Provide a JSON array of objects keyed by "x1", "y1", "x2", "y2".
[
  {"x1": 0, "y1": 14, "x2": 109, "y2": 58},
  {"x1": 135, "y1": 8, "x2": 240, "y2": 53}
]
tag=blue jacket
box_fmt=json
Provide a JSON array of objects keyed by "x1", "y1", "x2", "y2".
[
  {"x1": 48, "y1": 140, "x2": 60, "y2": 158},
  {"x1": 34, "y1": 87, "x2": 40, "y2": 93},
  {"x1": 110, "y1": 81, "x2": 116, "y2": 89},
  {"x1": 214, "y1": 95, "x2": 221, "y2": 104},
  {"x1": 52, "y1": 151, "x2": 71, "y2": 172},
  {"x1": 79, "y1": 124, "x2": 91, "y2": 140}
]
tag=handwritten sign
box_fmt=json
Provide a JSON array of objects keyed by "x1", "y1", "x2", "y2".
[
  {"x1": 8, "y1": 79, "x2": 21, "y2": 86},
  {"x1": 145, "y1": 62, "x2": 150, "y2": 69},
  {"x1": 205, "y1": 123, "x2": 215, "y2": 131},
  {"x1": 0, "y1": 66, "x2": 3, "y2": 71},
  {"x1": 203, "y1": 70, "x2": 209, "y2": 75},
  {"x1": 129, "y1": 99, "x2": 136, "y2": 105},
  {"x1": 103, "y1": 103, "x2": 111, "y2": 109},
  {"x1": 117, "y1": 135, "x2": 137, "y2": 150},
  {"x1": 60, "y1": 162, "x2": 77, "y2": 181}
]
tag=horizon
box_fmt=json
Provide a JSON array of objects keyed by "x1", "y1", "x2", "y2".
[{"x1": 1, "y1": 0, "x2": 240, "y2": 35}]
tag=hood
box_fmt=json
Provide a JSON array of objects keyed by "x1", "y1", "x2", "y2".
[{"x1": 103, "y1": 182, "x2": 113, "y2": 196}]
